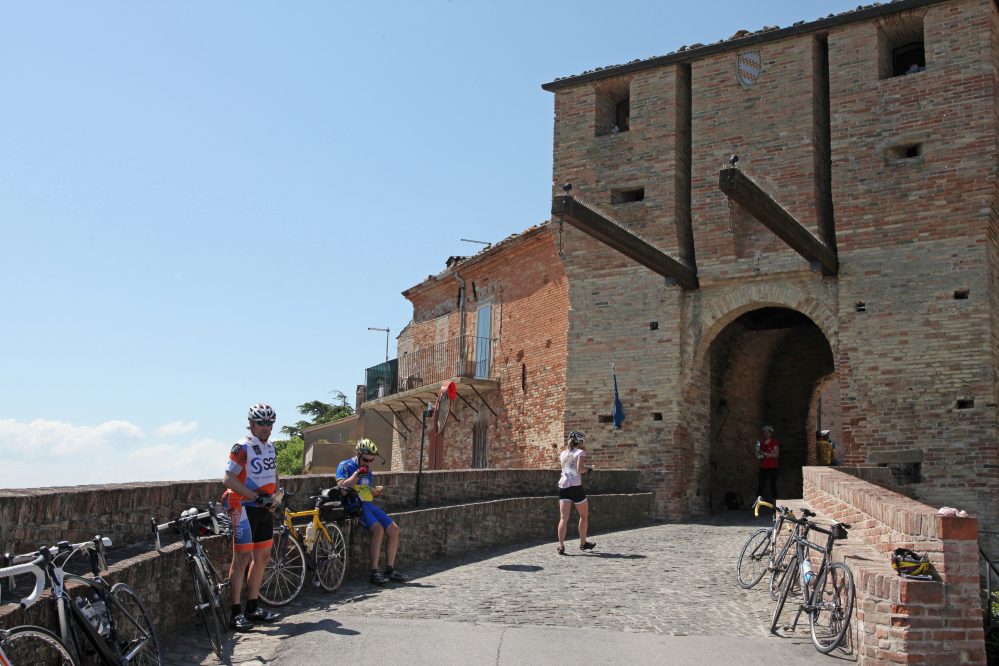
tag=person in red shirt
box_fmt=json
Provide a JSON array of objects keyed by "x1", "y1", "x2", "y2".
[{"x1": 756, "y1": 425, "x2": 779, "y2": 501}]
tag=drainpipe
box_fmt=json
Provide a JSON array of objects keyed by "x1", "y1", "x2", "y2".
[{"x1": 455, "y1": 270, "x2": 466, "y2": 362}]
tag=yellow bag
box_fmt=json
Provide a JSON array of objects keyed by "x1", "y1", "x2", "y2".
[{"x1": 816, "y1": 440, "x2": 832, "y2": 466}]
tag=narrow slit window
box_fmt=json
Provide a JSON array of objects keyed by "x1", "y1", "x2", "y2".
[
  {"x1": 598, "y1": 415, "x2": 613, "y2": 424},
  {"x1": 954, "y1": 289, "x2": 970, "y2": 300},
  {"x1": 611, "y1": 187, "x2": 645, "y2": 205},
  {"x1": 957, "y1": 399, "x2": 974, "y2": 410},
  {"x1": 521, "y1": 363, "x2": 527, "y2": 393}
]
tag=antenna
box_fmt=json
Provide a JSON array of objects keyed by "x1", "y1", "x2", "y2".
[{"x1": 461, "y1": 239, "x2": 491, "y2": 247}]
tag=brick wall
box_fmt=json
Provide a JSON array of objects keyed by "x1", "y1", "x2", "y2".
[
  {"x1": 0, "y1": 484, "x2": 652, "y2": 640},
  {"x1": 803, "y1": 466, "x2": 984, "y2": 665},
  {"x1": 393, "y1": 225, "x2": 570, "y2": 471},
  {"x1": 1, "y1": 470, "x2": 640, "y2": 555},
  {"x1": 546, "y1": 0, "x2": 999, "y2": 524}
]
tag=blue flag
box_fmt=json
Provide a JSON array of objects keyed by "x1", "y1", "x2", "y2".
[{"x1": 612, "y1": 367, "x2": 625, "y2": 429}]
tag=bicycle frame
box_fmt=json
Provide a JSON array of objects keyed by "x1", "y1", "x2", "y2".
[
  {"x1": 280, "y1": 509, "x2": 332, "y2": 571},
  {"x1": 783, "y1": 522, "x2": 843, "y2": 631}
]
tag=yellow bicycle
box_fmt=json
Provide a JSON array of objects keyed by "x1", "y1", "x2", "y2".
[{"x1": 258, "y1": 489, "x2": 350, "y2": 606}]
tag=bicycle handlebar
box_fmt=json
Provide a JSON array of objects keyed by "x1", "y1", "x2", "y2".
[
  {"x1": 753, "y1": 496, "x2": 774, "y2": 516},
  {"x1": 151, "y1": 506, "x2": 219, "y2": 551},
  {"x1": 0, "y1": 557, "x2": 47, "y2": 609}
]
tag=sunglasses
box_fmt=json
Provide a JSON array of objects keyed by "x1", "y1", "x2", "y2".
[
  {"x1": 253, "y1": 420, "x2": 275, "y2": 427},
  {"x1": 360, "y1": 456, "x2": 375, "y2": 463}
]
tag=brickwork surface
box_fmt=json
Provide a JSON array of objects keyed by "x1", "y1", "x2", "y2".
[
  {"x1": 393, "y1": 225, "x2": 569, "y2": 472},
  {"x1": 545, "y1": 0, "x2": 999, "y2": 527},
  {"x1": 0, "y1": 469, "x2": 639, "y2": 555},
  {"x1": 803, "y1": 466, "x2": 985, "y2": 665}
]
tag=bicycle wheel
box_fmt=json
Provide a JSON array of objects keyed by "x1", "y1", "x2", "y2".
[
  {"x1": 315, "y1": 522, "x2": 348, "y2": 592},
  {"x1": 770, "y1": 554, "x2": 799, "y2": 634},
  {"x1": 809, "y1": 562, "x2": 855, "y2": 653},
  {"x1": 201, "y1": 554, "x2": 231, "y2": 632},
  {"x1": 737, "y1": 528, "x2": 772, "y2": 588},
  {"x1": 191, "y1": 559, "x2": 224, "y2": 658},
  {"x1": 258, "y1": 528, "x2": 306, "y2": 606},
  {"x1": 2, "y1": 625, "x2": 79, "y2": 666},
  {"x1": 110, "y1": 582, "x2": 162, "y2": 666}
]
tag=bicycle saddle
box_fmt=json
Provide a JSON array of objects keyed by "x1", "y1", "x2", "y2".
[{"x1": 802, "y1": 509, "x2": 817, "y2": 518}]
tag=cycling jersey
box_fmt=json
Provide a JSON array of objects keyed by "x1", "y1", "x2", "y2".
[
  {"x1": 223, "y1": 435, "x2": 277, "y2": 508},
  {"x1": 337, "y1": 457, "x2": 374, "y2": 502}
]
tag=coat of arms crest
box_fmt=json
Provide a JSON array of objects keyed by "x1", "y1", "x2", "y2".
[{"x1": 737, "y1": 50, "x2": 762, "y2": 87}]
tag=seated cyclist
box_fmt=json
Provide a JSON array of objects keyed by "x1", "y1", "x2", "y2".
[{"x1": 337, "y1": 439, "x2": 409, "y2": 586}]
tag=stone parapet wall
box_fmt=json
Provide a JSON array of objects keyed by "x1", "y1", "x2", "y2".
[
  {"x1": 1, "y1": 491, "x2": 652, "y2": 640},
  {"x1": 1, "y1": 469, "x2": 640, "y2": 555},
  {"x1": 802, "y1": 466, "x2": 984, "y2": 666}
]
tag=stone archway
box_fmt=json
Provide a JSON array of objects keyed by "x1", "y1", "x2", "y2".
[{"x1": 679, "y1": 284, "x2": 839, "y2": 517}]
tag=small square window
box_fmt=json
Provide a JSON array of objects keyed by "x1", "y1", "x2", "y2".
[
  {"x1": 652, "y1": 412, "x2": 663, "y2": 421},
  {"x1": 855, "y1": 302, "x2": 866, "y2": 312},
  {"x1": 889, "y1": 143, "x2": 922, "y2": 160},
  {"x1": 598, "y1": 415, "x2": 613, "y2": 424},
  {"x1": 611, "y1": 187, "x2": 645, "y2": 205},
  {"x1": 954, "y1": 289, "x2": 969, "y2": 300},
  {"x1": 649, "y1": 321, "x2": 659, "y2": 331},
  {"x1": 957, "y1": 399, "x2": 974, "y2": 410}
]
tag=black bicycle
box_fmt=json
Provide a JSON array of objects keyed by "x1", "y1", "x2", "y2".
[
  {"x1": 7, "y1": 536, "x2": 161, "y2": 666},
  {"x1": 152, "y1": 504, "x2": 231, "y2": 659},
  {"x1": 0, "y1": 558, "x2": 77, "y2": 665},
  {"x1": 770, "y1": 514, "x2": 856, "y2": 653}
]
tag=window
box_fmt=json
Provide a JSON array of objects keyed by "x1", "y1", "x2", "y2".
[
  {"x1": 475, "y1": 303, "x2": 492, "y2": 378},
  {"x1": 611, "y1": 187, "x2": 645, "y2": 205},
  {"x1": 893, "y1": 43, "x2": 925, "y2": 77},
  {"x1": 877, "y1": 13, "x2": 925, "y2": 79},
  {"x1": 957, "y1": 399, "x2": 975, "y2": 410},
  {"x1": 594, "y1": 78, "x2": 632, "y2": 137},
  {"x1": 598, "y1": 415, "x2": 613, "y2": 424},
  {"x1": 889, "y1": 143, "x2": 923, "y2": 160},
  {"x1": 652, "y1": 412, "x2": 663, "y2": 421},
  {"x1": 855, "y1": 302, "x2": 866, "y2": 312},
  {"x1": 954, "y1": 289, "x2": 969, "y2": 300}
]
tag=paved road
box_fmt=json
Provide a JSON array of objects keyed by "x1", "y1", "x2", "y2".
[{"x1": 161, "y1": 514, "x2": 856, "y2": 665}]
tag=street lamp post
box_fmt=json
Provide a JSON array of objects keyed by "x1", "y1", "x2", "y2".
[{"x1": 367, "y1": 327, "x2": 390, "y2": 362}]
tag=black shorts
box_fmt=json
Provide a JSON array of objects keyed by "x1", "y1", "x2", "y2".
[
  {"x1": 558, "y1": 486, "x2": 587, "y2": 504},
  {"x1": 232, "y1": 505, "x2": 274, "y2": 552}
]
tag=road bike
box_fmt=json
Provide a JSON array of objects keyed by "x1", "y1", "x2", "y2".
[
  {"x1": 0, "y1": 558, "x2": 77, "y2": 665},
  {"x1": 257, "y1": 488, "x2": 357, "y2": 607},
  {"x1": 152, "y1": 504, "x2": 231, "y2": 659},
  {"x1": 770, "y1": 513, "x2": 856, "y2": 653},
  {"x1": 737, "y1": 497, "x2": 813, "y2": 598},
  {"x1": 7, "y1": 536, "x2": 161, "y2": 665}
]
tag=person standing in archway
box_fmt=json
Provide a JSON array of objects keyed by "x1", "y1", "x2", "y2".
[{"x1": 756, "y1": 425, "x2": 780, "y2": 501}]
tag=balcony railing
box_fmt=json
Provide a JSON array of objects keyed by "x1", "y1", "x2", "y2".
[{"x1": 364, "y1": 336, "x2": 494, "y2": 402}]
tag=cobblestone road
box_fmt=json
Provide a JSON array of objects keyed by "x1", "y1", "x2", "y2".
[{"x1": 162, "y1": 513, "x2": 844, "y2": 665}]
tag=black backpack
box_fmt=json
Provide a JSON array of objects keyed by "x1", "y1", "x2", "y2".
[{"x1": 724, "y1": 492, "x2": 744, "y2": 510}]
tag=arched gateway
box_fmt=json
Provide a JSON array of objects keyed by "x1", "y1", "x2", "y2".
[{"x1": 681, "y1": 285, "x2": 839, "y2": 517}]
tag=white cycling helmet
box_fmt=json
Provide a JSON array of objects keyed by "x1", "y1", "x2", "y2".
[{"x1": 248, "y1": 403, "x2": 277, "y2": 422}]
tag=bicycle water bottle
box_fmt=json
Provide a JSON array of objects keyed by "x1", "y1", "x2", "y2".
[
  {"x1": 801, "y1": 559, "x2": 814, "y2": 586},
  {"x1": 305, "y1": 523, "x2": 316, "y2": 547}
]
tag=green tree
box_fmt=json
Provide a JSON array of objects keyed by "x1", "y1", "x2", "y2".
[
  {"x1": 274, "y1": 437, "x2": 305, "y2": 476},
  {"x1": 272, "y1": 391, "x2": 354, "y2": 475},
  {"x1": 279, "y1": 391, "x2": 354, "y2": 439}
]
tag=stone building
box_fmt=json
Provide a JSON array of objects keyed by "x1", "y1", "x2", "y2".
[
  {"x1": 359, "y1": 224, "x2": 569, "y2": 471},
  {"x1": 542, "y1": 0, "x2": 999, "y2": 522}
]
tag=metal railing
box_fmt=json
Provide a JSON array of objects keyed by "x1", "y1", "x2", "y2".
[
  {"x1": 363, "y1": 336, "x2": 494, "y2": 402},
  {"x1": 980, "y1": 530, "x2": 999, "y2": 636}
]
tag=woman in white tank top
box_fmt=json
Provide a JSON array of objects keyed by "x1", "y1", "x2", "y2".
[{"x1": 557, "y1": 430, "x2": 596, "y2": 555}]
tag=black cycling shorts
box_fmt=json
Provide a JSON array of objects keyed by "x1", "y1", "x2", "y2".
[
  {"x1": 232, "y1": 505, "x2": 274, "y2": 552},
  {"x1": 558, "y1": 486, "x2": 587, "y2": 504}
]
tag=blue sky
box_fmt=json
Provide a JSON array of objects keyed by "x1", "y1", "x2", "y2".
[{"x1": 1, "y1": 1, "x2": 861, "y2": 487}]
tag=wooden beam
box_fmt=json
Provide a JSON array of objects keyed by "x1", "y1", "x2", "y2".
[
  {"x1": 718, "y1": 168, "x2": 838, "y2": 276},
  {"x1": 552, "y1": 196, "x2": 699, "y2": 290}
]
